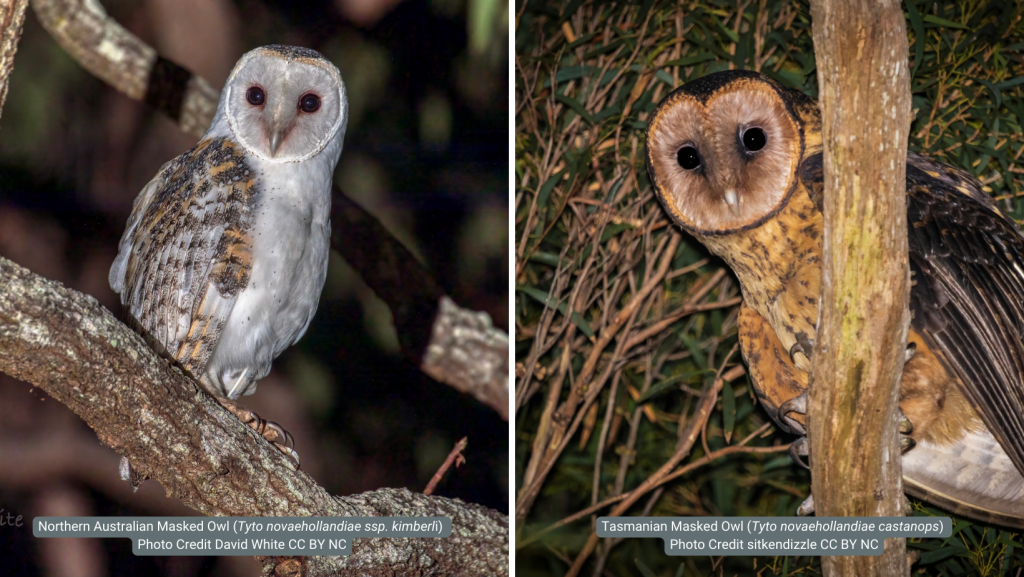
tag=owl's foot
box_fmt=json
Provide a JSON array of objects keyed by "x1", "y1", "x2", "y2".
[
  {"x1": 797, "y1": 493, "x2": 815, "y2": 516},
  {"x1": 899, "y1": 409, "x2": 916, "y2": 454},
  {"x1": 778, "y1": 392, "x2": 807, "y2": 435},
  {"x1": 219, "y1": 398, "x2": 300, "y2": 468},
  {"x1": 899, "y1": 410, "x2": 913, "y2": 435},
  {"x1": 789, "y1": 332, "x2": 814, "y2": 363},
  {"x1": 905, "y1": 342, "x2": 917, "y2": 363},
  {"x1": 789, "y1": 436, "x2": 809, "y2": 470}
]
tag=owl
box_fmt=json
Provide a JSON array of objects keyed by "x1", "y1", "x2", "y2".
[
  {"x1": 109, "y1": 45, "x2": 348, "y2": 466},
  {"x1": 646, "y1": 70, "x2": 1024, "y2": 527}
]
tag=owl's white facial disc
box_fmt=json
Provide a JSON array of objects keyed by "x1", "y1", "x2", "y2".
[
  {"x1": 223, "y1": 45, "x2": 348, "y2": 163},
  {"x1": 646, "y1": 74, "x2": 803, "y2": 235}
]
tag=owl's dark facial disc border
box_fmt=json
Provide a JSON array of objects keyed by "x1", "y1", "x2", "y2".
[{"x1": 645, "y1": 71, "x2": 807, "y2": 238}]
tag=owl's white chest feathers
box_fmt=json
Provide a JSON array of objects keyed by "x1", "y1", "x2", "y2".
[{"x1": 203, "y1": 153, "x2": 335, "y2": 398}]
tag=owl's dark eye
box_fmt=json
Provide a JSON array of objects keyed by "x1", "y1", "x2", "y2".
[
  {"x1": 299, "y1": 93, "x2": 321, "y2": 113},
  {"x1": 246, "y1": 86, "x2": 266, "y2": 106},
  {"x1": 676, "y1": 146, "x2": 701, "y2": 170},
  {"x1": 742, "y1": 127, "x2": 767, "y2": 152}
]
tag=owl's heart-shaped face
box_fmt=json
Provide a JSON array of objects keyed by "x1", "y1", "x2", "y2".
[
  {"x1": 646, "y1": 72, "x2": 805, "y2": 235},
  {"x1": 223, "y1": 45, "x2": 348, "y2": 163}
]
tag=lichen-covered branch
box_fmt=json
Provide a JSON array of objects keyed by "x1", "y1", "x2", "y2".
[
  {"x1": 30, "y1": 0, "x2": 509, "y2": 420},
  {"x1": 30, "y1": 0, "x2": 217, "y2": 136},
  {"x1": 0, "y1": 256, "x2": 509, "y2": 577},
  {"x1": 808, "y1": 0, "x2": 912, "y2": 575},
  {"x1": 422, "y1": 297, "x2": 509, "y2": 420},
  {"x1": 0, "y1": 0, "x2": 28, "y2": 124}
]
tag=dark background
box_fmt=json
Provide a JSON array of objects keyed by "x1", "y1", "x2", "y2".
[{"x1": 0, "y1": 0, "x2": 508, "y2": 574}]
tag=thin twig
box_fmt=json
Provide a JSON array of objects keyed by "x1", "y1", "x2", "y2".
[
  {"x1": 517, "y1": 424, "x2": 785, "y2": 550},
  {"x1": 423, "y1": 437, "x2": 469, "y2": 496}
]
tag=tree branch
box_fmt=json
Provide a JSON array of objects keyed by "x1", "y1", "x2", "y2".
[
  {"x1": 808, "y1": 0, "x2": 912, "y2": 575},
  {"x1": 0, "y1": 0, "x2": 28, "y2": 124},
  {"x1": 29, "y1": 0, "x2": 508, "y2": 420},
  {"x1": 0, "y1": 256, "x2": 508, "y2": 577}
]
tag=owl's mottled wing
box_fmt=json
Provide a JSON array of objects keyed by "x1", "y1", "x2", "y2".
[
  {"x1": 899, "y1": 152, "x2": 1024, "y2": 476},
  {"x1": 109, "y1": 137, "x2": 257, "y2": 380}
]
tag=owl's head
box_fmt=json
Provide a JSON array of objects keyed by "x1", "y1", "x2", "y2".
[
  {"x1": 220, "y1": 45, "x2": 348, "y2": 163},
  {"x1": 646, "y1": 71, "x2": 811, "y2": 235}
]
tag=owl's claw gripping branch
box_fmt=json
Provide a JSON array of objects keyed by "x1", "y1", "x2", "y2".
[
  {"x1": 789, "y1": 437, "x2": 810, "y2": 470},
  {"x1": 897, "y1": 409, "x2": 915, "y2": 454},
  {"x1": 778, "y1": 392, "x2": 807, "y2": 435},
  {"x1": 899, "y1": 410, "x2": 914, "y2": 435},
  {"x1": 779, "y1": 394, "x2": 916, "y2": 462},
  {"x1": 219, "y1": 398, "x2": 301, "y2": 468},
  {"x1": 901, "y1": 436, "x2": 917, "y2": 454},
  {"x1": 797, "y1": 494, "x2": 815, "y2": 516},
  {"x1": 788, "y1": 333, "x2": 814, "y2": 364}
]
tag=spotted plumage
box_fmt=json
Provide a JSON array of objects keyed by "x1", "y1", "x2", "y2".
[
  {"x1": 647, "y1": 70, "x2": 1024, "y2": 526},
  {"x1": 113, "y1": 137, "x2": 257, "y2": 378},
  {"x1": 110, "y1": 45, "x2": 348, "y2": 465}
]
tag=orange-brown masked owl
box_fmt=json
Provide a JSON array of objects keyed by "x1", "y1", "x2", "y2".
[{"x1": 646, "y1": 70, "x2": 1024, "y2": 527}]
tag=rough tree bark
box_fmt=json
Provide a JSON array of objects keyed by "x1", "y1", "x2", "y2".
[
  {"x1": 808, "y1": 1, "x2": 912, "y2": 575},
  {"x1": 0, "y1": 257, "x2": 509, "y2": 577},
  {"x1": 0, "y1": 0, "x2": 28, "y2": 120}
]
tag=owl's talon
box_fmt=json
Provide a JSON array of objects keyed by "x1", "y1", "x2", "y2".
[
  {"x1": 259, "y1": 420, "x2": 295, "y2": 449},
  {"x1": 899, "y1": 411, "x2": 914, "y2": 435},
  {"x1": 218, "y1": 398, "x2": 300, "y2": 468},
  {"x1": 790, "y1": 437, "x2": 809, "y2": 470},
  {"x1": 789, "y1": 332, "x2": 815, "y2": 363},
  {"x1": 905, "y1": 342, "x2": 917, "y2": 363},
  {"x1": 778, "y1": 393, "x2": 807, "y2": 435},
  {"x1": 275, "y1": 445, "x2": 300, "y2": 468},
  {"x1": 901, "y1": 435, "x2": 916, "y2": 454},
  {"x1": 797, "y1": 494, "x2": 815, "y2": 516},
  {"x1": 898, "y1": 408, "x2": 916, "y2": 455}
]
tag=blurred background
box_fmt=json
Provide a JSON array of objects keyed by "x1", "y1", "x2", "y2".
[{"x1": 0, "y1": 0, "x2": 507, "y2": 575}]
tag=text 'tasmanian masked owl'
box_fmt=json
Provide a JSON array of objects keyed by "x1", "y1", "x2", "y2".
[
  {"x1": 109, "y1": 45, "x2": 347, "y2": 464},
  {"x1": 647, "y1": 70, "x2": 1024, "y2": 527}
]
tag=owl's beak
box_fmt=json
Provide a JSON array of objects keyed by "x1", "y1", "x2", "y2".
[
  {"x1": 724, "y1": 189, "x2": 741, "y2": 216},
  {"x1": 266, "y1": 107, "x2": 296, "y2": 157},
  {"x1": 268, "y1": 122, "x2": 292, "y2": 157}
]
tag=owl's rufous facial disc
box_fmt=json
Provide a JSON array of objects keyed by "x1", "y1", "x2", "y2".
[{"x1": 646, "y1": 76, "x2": 803, "y2": 235}]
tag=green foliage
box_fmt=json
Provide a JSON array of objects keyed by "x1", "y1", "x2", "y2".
[{"x1": 515, "y1": 0, "x2": 1024, "y2": 575}]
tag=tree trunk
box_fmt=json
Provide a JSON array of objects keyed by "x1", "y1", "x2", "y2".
[{"x1": 807, "y1": 1, "x2": 912, "y2": 575}]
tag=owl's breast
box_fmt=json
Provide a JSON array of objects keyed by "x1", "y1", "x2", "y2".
[
  {"x1": 699, "y1": 187, "x2": 824, "y2": 371},
  {"x1": 203, "y1": 164, "x2": 333, "y2": 396}
]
